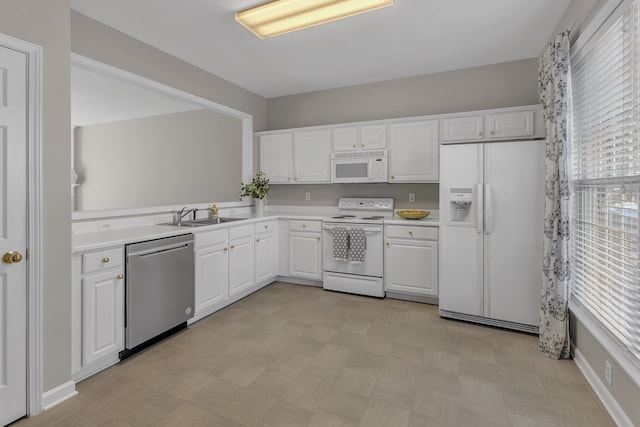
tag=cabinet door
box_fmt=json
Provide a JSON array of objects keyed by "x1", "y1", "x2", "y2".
[
  {"x1": 485, "y1": 111, "x2": 534, "y2": 140},
  {"x1": 384, "y1": 239, "x2": 438, "y2": 296},
  {"x1": 333, "y1": 127, "x2": 358, "y2": 151},
  {"x1": 389, "y1": 120, "x2": 439, "y2": 182},
  {"x1": 288, "y1": 232, "x2": 322, "y2": 279},
  {"x1": 195, "y1": 242, "x2": 229, "y2": 313},
  {"x1": 229, "y1": 235, "x2": 254, "y2": 295},
  {"x1": 260, "y1": 133, "x2": 293, "y2": 183},
  {"x1": 360, "y1": 125, "x2": 387, "y2": 150},
  {"x1": 442, "y1": 116, "x2": 484, "y2": 142},
  {"x1": 82, "y1": 271, "x2": 124, "y2": 365},
  {"x1": 255, "y1": 231, "x2": 276, "y2": 284},
  {"x1": 294, "y1": 130, "x2": 331, "y2": 182}
]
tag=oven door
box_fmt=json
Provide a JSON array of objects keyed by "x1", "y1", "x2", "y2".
[
  {"x1": 331, "y1": 158, "x2": 372, "y2": 183},
  {"x1": 322, "y1": 222, "x2": 383, "y2": 277}
]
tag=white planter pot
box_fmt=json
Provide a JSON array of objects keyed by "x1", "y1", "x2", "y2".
[{"x1": 254, "y1": 198, "x2": 266, "y2": 216}]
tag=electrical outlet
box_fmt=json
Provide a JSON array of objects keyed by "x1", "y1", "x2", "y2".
[
  {"x1": 409, "y1": 193, "x2": 415, "y2": 203},
  {"x1": 99, "y1": 222, "x2": 111, "y2": 231},
  {"x1": 305, "y1": 192, "x2": 311, "y2": 201},
  {"x1": 605, "y1": 360, "x2": 613, "y2": 386}
]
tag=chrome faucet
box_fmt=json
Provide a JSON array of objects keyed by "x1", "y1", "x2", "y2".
[{"x1": 176, "y1": 207, "x2": 196, "y2": 225}]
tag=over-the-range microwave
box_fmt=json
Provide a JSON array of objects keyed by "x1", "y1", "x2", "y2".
[{"x1": 331, "y1": 150, "x2": 388, "y2": 183}]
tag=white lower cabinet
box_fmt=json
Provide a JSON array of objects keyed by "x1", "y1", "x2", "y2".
[
  {"x1": 229, "y1": 225, "x2": 255, "y2": 295},
  {"x1": 288, "y1": 220, "x2": 322, "y2": 280},
  {"x1": 384, "y1": 225, "x2": 438, "y2": 297},
  {"x1": 73, "y1": 246, "x2": 125, "y2": 376},
  {"x1": 255, "y1": 220, "x2": 277, "y2": 284},
  {"x1": 194, "y1": 229, "x2": 229, "y2": 315}
]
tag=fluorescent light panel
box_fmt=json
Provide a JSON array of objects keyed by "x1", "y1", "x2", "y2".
[{"x1": 236, "y1": 0, "x2": 395, "y2": 39}]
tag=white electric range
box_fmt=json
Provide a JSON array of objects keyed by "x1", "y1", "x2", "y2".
[{"x1": 322, "y1": 198, "x2": 394, "y2": 297}]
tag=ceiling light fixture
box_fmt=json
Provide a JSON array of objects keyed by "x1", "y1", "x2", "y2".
[{"x1": 236, "y1": 0, "x2": 395, "y2": 39}]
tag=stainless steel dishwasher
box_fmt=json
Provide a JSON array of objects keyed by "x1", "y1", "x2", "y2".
[{"x1": 121, "y1": 233, "x2": 194, "y2": 359}]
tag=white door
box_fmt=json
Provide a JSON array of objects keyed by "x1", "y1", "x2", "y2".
[
  {"x1": 385, "y1": 240, "x2": 438, "y2": 296},
  {"x1": 195, "y1": 242, "x2": 229, "y2": 313},
  {"x1": 229, "y1": 236, "x2": 254, "y2": 295},
  {"x1": 0, "y1": 45, "x2": 28, "y2": 425},
  {"x1": 255, "y1": 231, "x2": 276, "y2": 284},
  {"x1": 388, "y1": 120, "x2": 439, "y2": 182},
  {"x1": 484, "y1": 140, "x2": 544, "y2": 326},
  {"x1": 260, "y1": 134, "x2": 292, "y2": 183},
  {"x1": 289, "y1": 233, "x2": 322, "y2": 279},
  {"x1": 439, "y1": 143, "x2": 484, "y2": 316},
  {"x1": 293, "y1": 130, "x2": 331, "y2": 182}
]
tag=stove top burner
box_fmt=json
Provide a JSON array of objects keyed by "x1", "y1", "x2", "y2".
[
  {"x1": 332, "y1": 215, "x2": 356, "y2": 219},
  {"x1": 360, "y1": 216, "x2": 385, "y2": 220}
]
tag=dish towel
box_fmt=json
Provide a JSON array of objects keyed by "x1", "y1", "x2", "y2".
[
  {"x1": 333, "y1": 226, "x2": 349, "y2": 262},
  {"x1": 348, "y1": 227, "x2": 366, "y2": 264}
]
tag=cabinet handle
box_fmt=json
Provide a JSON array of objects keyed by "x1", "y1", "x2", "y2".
[
  {"x1": 409, "y1": 231, "x2": 413, "y2": 236},
  {"x1": 256, "y1": 238, "x2": 261, "y2": 243},
  {"x1": 117, "y1": 274, "x2": 124, "y2": 280},
  {"x1": 295, "y1": 177, "x2": 298, "y2": 181},
  {"x1": 230, "y1": 245, "x2": 235, "y2": 249},
  {"x1": 391, "y1": 176, "x2": 395, "y2": 179},
  {"x1": 478, "y1": 131, "x2": 483, "y2": 137},
  {"x1": 302, "y1": 224, "x2": 306, "y2": 229},
  {"x1": 102, "y1": 257, "x2": 110, "y2": 263},
  {"x1": 386, "y1": 242, "x2": 390, "y2": 247},
  {"x1": 224, "y1": 247, "x2": 228, "y2": 251},
  {"x1": 352, "y1": 144, "x2": 356, "y2": 148},
  {"x1": 264, "y1": 225, "x2": 268, "y2": 229},
  {"x1": 317, "y1": 237, "x2": 320, "y2": 241},
  {"x1": 361, "y1": 144, "x2": 365, "y2": 148},
  {"x1": 490, "y1": 130, "x2": 495, "y2": 136},
  {"x1": 287, "y1": 177, "x2": 291, "y2": 181}
]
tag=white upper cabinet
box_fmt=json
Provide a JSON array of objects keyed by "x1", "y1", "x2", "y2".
[
  {"x1": 293, "y1": 130, "x2": 331, "y2": 183},
  {"x1": 388, "y1": 120, "x2": 439, "y2": 182},
  {"x1": 442, "y1": 115, "x2": 484, "y2": 142},
  {"x1": 332, "y1": 125, "x2": 387, "y2": 151},
  {"x1": 485, "y1": 110, "x2": 534, "y2": 139},
  {"x1": 442, "y1": 109, "x2": 538, "y2": 143},
  {"x1": 260, "y1": 133, "x2": 293, "y2": 183}
]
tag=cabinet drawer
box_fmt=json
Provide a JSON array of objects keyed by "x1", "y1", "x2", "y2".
[
  {"x1": 195, "y1": 229, "x2": 227, "y2": 249},
  {"x1": 385, "y1": 225, "x2": 438, "y2": 240},
  {"x1": 289, "y1": 220, "x2": 321, "y2": 232},
  {"x1": 82, "y1": 247, "x2": 123, "y2": 274},
  {"x1": 229, "y1": 224, "x2": 254, "y2": 240},
  {"x1": 255, "y1": 220, "x2": 277, "y2": 234}
]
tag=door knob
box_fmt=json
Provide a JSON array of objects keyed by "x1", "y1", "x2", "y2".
[{"x1": 3, "y1": 251, "x2": 23, "y2": 264}]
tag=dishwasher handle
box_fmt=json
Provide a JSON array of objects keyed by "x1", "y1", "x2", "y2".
[{"x1": 128, "y1": 241, "x2": 192, "y2": 258}]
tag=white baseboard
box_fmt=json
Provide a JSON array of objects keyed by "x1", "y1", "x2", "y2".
[
  {"x1": 42, "y1": 380, "x2": 77, "y2": 411},
  {"x1": 573, "y1": 347, "x2": 633, "y2": 427}
]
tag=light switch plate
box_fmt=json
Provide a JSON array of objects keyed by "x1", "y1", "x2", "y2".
[
  {"x1": 305, "y1": 192, "x2": 311, "y2": 201},
  {"x1": 409, "y1": 193, "x2": 415, "y2": 203}
]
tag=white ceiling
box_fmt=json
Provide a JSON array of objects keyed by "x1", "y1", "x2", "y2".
[{"x1": 70, "y1": 0, "x2": 571, "y2": 99}]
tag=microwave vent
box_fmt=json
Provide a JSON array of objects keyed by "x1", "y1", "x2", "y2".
[{"x1": 332, "y1": 150, "x2": 387, "y2": 159}]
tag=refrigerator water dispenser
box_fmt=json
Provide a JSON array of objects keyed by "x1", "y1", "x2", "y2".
[{"x1": 445, "y1": 188, "x2": 474, "y2": 225}]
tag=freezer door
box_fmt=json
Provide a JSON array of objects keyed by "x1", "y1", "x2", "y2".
[
  {"x1": 439, "y1": 143, "x2": 484, "y2": 316},
  {"x1": 483, "y1": 140, "x2": 544, "y2": 327}
]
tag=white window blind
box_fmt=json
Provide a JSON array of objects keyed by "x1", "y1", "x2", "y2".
[{"x1": 571, "y1": 0, "x2": 640, "y2": 362}]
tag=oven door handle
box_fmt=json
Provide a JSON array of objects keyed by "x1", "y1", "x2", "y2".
[{"x1": 322, "y1": 225, "x2": 382, "y2": 233}]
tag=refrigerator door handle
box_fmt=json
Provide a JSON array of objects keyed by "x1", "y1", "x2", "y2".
[
  {"x1": 485, "y1": 183, "x2": 493, "y2": 235},
  {"x1": 476, "y1": 183, "x2": 484, "y2": 234}
]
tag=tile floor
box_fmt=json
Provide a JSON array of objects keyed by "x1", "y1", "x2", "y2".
[{"x1": 13, "y1": 282, "x2": 614, "y2": 427}]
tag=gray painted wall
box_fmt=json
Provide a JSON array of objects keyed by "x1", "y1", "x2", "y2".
[
  {"x1": 265, "y1": 58, "x2": 540, "y2": 207},
  {"x1": 557, "y1": 0, "x2": 640, "y2": 425},
  {"x1": 75, "y1": 109, "x2": 242, "y2": 211},
  {"x1": 0, "y1": 0, "x2": 73, "y2": 392}
]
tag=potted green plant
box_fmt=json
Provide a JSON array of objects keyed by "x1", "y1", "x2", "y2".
[{"x1": 240, "y1": 171, "x2": 270, "y2": 215}]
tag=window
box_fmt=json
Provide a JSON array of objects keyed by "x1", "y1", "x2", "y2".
[{"x1": 571, "y1": 0, "x2": 640, "y2": 362}]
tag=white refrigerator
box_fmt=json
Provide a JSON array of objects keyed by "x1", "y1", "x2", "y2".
[{"x1": 439, "y1": 139, "x2": 545, "y2": 333}]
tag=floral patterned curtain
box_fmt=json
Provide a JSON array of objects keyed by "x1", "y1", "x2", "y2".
[{"x1": 538, "y1": 32, "x2": 572, "y2": 359}]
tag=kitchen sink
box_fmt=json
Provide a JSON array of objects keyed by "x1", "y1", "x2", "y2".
[{"x1": 162, "y1": 217, "x2": 247, "y2": 227}]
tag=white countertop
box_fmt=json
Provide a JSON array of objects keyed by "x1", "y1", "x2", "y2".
[{"x1": 73, "y1": 209, "x2": 439, "y2": 253}]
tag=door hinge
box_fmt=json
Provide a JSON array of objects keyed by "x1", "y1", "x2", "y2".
[{"x1": 25, "y1": 248, "x2": 30, "y2": 259}]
